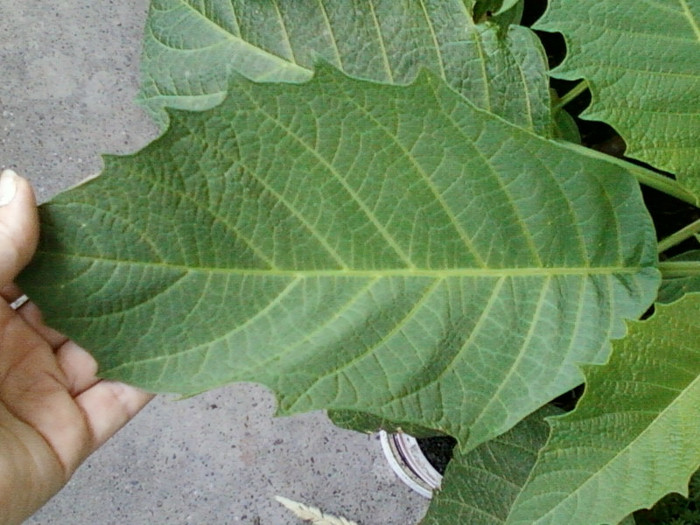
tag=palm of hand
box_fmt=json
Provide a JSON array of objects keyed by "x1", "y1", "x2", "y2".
[{"x1": 0, "y1": 171, "x2": 151, "y2": 525}]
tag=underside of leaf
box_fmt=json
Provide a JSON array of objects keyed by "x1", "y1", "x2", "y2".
[
  {"x1": 19, "y1": 68, "x2": 659, "y2": 450},
  {"x1": 140, "y1": 0, "x2": 553, "y2": 135}
]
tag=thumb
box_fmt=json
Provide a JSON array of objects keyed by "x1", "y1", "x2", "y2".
[{"x1": 0, "y1": 170, "x2": 39, "y2": 286}]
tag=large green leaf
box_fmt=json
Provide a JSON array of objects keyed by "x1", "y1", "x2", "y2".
[
  {"x1": 19, "y1": 68, "x2": 659, "y2": 450},
  {"x1": 422, "y1": 405, "x2": 559, "y2": 525},
  {"x1": 140, "y1": 0, "x2": 553, "y2": 135},
  {"x1": 507, "y1": 294, "x2": 700, "y2": 525},
  {"x1": 534, "y1": 0, "x2": 700, "y2": 194}
]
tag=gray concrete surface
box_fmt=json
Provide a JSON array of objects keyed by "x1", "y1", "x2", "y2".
[{"x1": 0, "y1": 2, "x2": 429, "y2": 523}]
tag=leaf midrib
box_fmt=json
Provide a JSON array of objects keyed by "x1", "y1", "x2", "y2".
[{"x1": 41, "y1": 251, "x2": 643, "y2": 277}]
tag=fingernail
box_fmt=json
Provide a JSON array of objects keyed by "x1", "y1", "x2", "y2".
[{"x1": 0, "y1": 170, "x2": 18, "y2": 207}]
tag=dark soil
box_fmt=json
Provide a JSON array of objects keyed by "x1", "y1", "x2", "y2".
[{"x1": 416, "y1": 436, "x2": 458, "y2": 476}]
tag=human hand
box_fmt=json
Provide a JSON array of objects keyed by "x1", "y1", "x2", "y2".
[{"x1": 0, "y1": 170, "x2": 153, "y2": 525}]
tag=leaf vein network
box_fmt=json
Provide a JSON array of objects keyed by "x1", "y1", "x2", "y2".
[
  {"x1": 237, "y1": 84, "x2": 416, "y2": 267},
  {"x1": 286, "y1": 277, "x2": 445, "y2": 411},
  {"x1": 336, "y1": 76, "x2": 488, "y2": 268}
]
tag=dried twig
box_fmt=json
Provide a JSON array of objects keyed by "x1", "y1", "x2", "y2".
[{"x1": 275, "y1": 495, "x2": 359, "y2": 525}]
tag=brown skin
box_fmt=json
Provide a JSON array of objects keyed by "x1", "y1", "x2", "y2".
[{"x1": 0, "y1": 171, "x2": 153, "y2": 524}]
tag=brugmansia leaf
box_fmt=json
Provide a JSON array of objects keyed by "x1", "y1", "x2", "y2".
[
  {"x1": 507, "y1": 294, "x2": 700, "y2": 525},
  {"x1": 658, "y1": 251, "x2": 700, "y2": 304},
  {"x1": 492, "y1": 0, "x2": 521, "y2": 17},
  {"x1": 19, "y1": 68, "x2": 659, "y2": 450},
  {"x1": 140, "y1": 0, "x2": 553, "y2": 135},
  {"x1": 421, "y1": 405, "x2": 560, "y2": 525},
  {"x1": 636, "y1": 470, "x2": 700, "y2": 523},
  {"x1": 534, "y1": 0, "x2": 700, "y2": 195},
  {"x1": 328, "y1": 410, "x2": 444, "y2": 438},
  {"x1": 552, "y1": 108, "x2": 581, "y2": 143},
  {"x1": 473, "y1": 0, "x2": 522, "y2": 24}
]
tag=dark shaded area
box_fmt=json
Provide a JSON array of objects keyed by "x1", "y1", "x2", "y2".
[
  {"x1": 417, "y1": 436, "x2": 458, "y2": 476},
  {"x1": 644, "y1": 185, "x2": 700, "y2": 258},
  {"x1": 550, "y1": 385, "x2": 584, "y2": 412},
  {"x1": 520, "y1": 0, "x2": 547, "y2": 26}
]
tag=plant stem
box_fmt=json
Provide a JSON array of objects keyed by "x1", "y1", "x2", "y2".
[
  {"x1": 657, "y1": 218, "x2": 700, "y2": 253},
  {"x1": 658, "y1": 261, "x2": 700, "y2": 278},
  {"x1": 554, "y1": 80, "x2": 589, "y2": 111},
  {"x1": 560, "y1": 142, "x2": 699, "y2": 206},
  {"x1": 630, "y1": 166, "x2": 698, "y2": 206}
]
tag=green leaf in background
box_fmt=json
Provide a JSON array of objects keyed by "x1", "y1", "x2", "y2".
[
  {"x1": 491, "y1": 0, "x2": 521, "y2": 17},
  {"x1": 635, "y1": 469, "x2": 700, "y2": 524},
  {"x1": 424, "y1": 404, "x2": 638, "y2": 525},
  {"x1": 19, "y1": 68, "x2": 659, "y2": 450},
  {"x1": 534, "y1": 0, "x2": 700, "y2": 195},
  {"x1": 658, "y1": 251, "x2": 700, "y2": 304},
  {"x1": 139, "y1": 0, "x2": 554, "y2": 135},
  {"x1": 421, "y1": 405, "x2": 560, "y2": 525},
  {"x1": 507, "y1": 294, "x2": 700, "y2": 525},
  {"x1": 328, "y1": 410, "x2": 444, "y2": 439},
  {"x1": 552, "y1": 105, "x2": 581, "y2": 143},
  {"x1": 473, "y1": 0, "x2": 523, "y2": 24}
]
